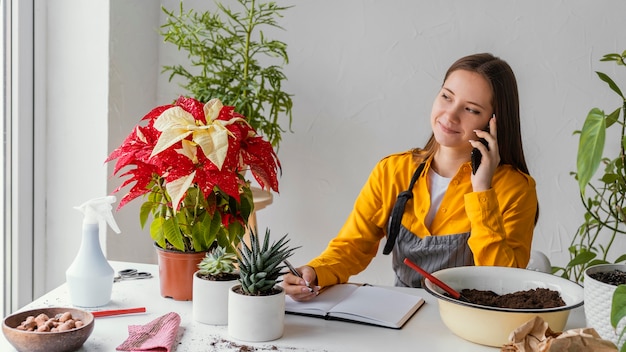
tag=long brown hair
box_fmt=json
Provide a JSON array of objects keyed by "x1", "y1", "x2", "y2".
[
  {"x1": 415, "y1": 53, "x2": 537, "y2": 223},
  {"x1": 415, "y1": 53, "x2": 530, "y2": 175}
]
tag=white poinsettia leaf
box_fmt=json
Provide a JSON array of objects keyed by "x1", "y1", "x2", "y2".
[
  {"x1": 151, "y1": 129, "x2": 193, "y2": 158},
  {"x1": 203, "y1": 98, "x2": 224, "y2": 122},
  {"x1": 154, "y1": 106, "x2": 196, "y2": 131},
  {"x1": 177, "y1": 140, "x2": 198, "y2": 163},
  {"x1": 151, "y1": 107, "x2": 196, "y2": 157},
  {"x1": 194, "y1": 126, "x2": 230, "y2": 169},
  {"x1": 166, "y1": 171, "x2": 196, "y2": 212}
]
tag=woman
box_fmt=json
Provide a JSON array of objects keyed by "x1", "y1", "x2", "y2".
[{"x1": 284, "y1": 53, "x2": 538, "y2": 301}]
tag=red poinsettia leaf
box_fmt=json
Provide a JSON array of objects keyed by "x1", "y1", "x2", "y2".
[
  {"x1": 228, "y1": 119, "x2": 254, "y2": 142},
  {"x1": 217, "y1": 105, "x2": 236, "y2": 121},
  {"x1": 162, "y1": 156, "x2": 196, "y2": 183},
  {"x1": 106, "y1": 128, "x2": 142, "y2": 164},
  {"x1": 141, "y1": 104, "x2": 173, "y2": 122},
  {"x1": 196, "y1": 165, "x2": 240, "y2": 202},
  {"x1": 175, "y1": 96, "x2": 206, "y2": 123},
  {"x1": 240, "y1": 136, "x2": 281, "y2": 192},
  {"x1": 114, "y1": 170, "x2": 154, "y2": 209},
  {"x1": 107, "y1": 124, "x2": 161, "y2": 175},
  {"x1": 117, "y1": 186, "x2": 150, "y2": 210},
  {"x1": 214, "y1": 172, "x2": 241, "y2": 201}
]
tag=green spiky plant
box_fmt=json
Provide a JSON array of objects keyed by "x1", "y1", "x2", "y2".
[
  {"x1": 236, "y1": 229, "x2": 298, "y2": 296},
  {"x1": 197, "y1": 246, "x2": 240, "y2": 281},
  {"x1": 160, "y1": 0, "x2": 294, "y2": 150}
]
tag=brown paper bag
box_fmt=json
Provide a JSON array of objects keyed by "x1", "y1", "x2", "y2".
[{"x1": 501, "y1": 316, "x2": 618, "y2": 352}]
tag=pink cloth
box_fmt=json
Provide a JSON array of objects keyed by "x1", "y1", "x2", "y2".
[{"x1": 116, "y1": 312, "x2": 181, "y2": 352}]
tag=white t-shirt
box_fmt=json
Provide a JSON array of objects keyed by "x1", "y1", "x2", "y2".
[{"x1": 425, "y1": 168, "x2": 452, "y2": 229}]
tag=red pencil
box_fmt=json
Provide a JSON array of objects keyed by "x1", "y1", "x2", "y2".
[{"x1": 92, "y1": 307, "x2": 146, "y2": 317}]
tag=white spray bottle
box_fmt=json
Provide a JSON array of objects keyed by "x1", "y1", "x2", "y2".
[{"x1": 66, "y1": 195, "x2": 121, "y2": 307}]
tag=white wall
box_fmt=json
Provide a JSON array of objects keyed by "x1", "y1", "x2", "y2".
[
  {"x1": 42, "y1": 0, "x2": 626, "y2": 293},
  {"x1": 106, "y1": 1, "x2": 161, "y2": 264},
  {"x1": 43, "y1": 0, "x2": 111, "y2": 297}
]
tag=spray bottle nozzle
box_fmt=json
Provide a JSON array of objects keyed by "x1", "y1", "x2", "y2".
[{"x1": 75, "y1": 195, "x2": 121, "y2": 234}]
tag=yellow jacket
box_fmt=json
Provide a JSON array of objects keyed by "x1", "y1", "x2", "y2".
[{"x1": 308, "y1": 151, "x2": 538, "y2": 287}]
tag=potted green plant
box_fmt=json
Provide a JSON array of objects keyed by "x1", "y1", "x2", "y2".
[
  {"x1": 228, "y1": 228, "x2": 298, "y2": 342},
  {"x1": 193, "y1": 246, "x2": 239, "y2": 325},
  {"x1": 552, "y1": 50, "x2": 626, "y2": 282},
  {"x1": 106, "y1": 96, "x2": 280, "y2": 300},
  {"x1": 584, "y1": 264, "x2": 626, "y2": 348},
  {"x1": 160, "y1": 0, "x2": 294, "y2": 150},
  {"x1": 552, "y1": 50, "x2": 626, "y2": 347}
]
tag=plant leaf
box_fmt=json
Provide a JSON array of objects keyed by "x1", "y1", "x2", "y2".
[
  {"x1": 567, "y1": 251, "x2": 596, "y2": 266},
  {"x1": 150, "y1": 217, "x2": 167, "y2": 248},
  {"x1": 597, "y1": 71, "x2": 625, "y2": 99},
  {"x1": 577, "y1": 108, "x2": 606, "y2": 193},
  {"x1": 193, "y1": 126, "x2": 230, "y2": 169},
  {"x1": 150, "y1": 106, "x2": 195, "y2": 157},
  {"x1": 165, "y1": 172, "x2": 195, "y2": 212},
  {"x1": 162, "y1": 217, "x2": 185, "y2": 251},
  {"x1": 611, "y1": 285, "x2": 626, "y2": 332}
]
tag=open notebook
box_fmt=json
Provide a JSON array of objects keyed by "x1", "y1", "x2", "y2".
[{"x1": 284, "y1": 284, "x2": 425, "y2": 329}]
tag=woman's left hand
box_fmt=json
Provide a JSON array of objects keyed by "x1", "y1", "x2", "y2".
[{"x1": 469, "y1": 116, "x2": 500, "y2": 191}]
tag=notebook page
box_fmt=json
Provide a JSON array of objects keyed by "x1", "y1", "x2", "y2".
[
  {"x1": 285, "y1": 284, "x2": 360, "y2": 316},
  {"x1": 328, "y1": 285, "x2": 424, "y2": 328}
]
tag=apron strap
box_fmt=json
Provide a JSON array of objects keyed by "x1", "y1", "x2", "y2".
[{"x1": 383, "y1": 162, "x2": 426, "y2": 255}]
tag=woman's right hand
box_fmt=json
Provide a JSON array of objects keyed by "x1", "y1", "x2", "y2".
[{"x1": 282, "y1": 265, "x2": 319, "y2": 302}]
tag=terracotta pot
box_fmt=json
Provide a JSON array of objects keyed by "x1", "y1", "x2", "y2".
[
  {"x1": 154, "y1": 244, "x2": 206, "y2": 301},
  {"x1": 228, "y1": 285, "x2": 285, "y2": 342}
]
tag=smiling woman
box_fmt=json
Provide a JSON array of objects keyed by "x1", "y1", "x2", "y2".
[
  {"x1": 17, "y1": 0, "x2": 626, "y2": 321},
  {"x1": 430, "y1": 69, "x2": 494, "y2": 178},
  {"x1": 284, "y1": 53, "x2": 538, "y2": 302}
]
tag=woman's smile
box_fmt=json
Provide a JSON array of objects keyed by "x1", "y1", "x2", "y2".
[{"x1": 437, "y1": 120, "x2": 460, "y2": 135}]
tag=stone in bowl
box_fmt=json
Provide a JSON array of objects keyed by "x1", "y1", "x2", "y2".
[{"x1": 2, "y1": 307, "x2": 94, "y2": 352}]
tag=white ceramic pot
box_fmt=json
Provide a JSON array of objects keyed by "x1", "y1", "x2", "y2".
[
  {"x1": 228, "y1": 285, "x2": 285, "y2": 342},
  {"x1": 584, "y1": 264, "x2": 626, "y2": 348},
  {"x1": 192, "y1": 271, "x2": 238, "y2": 325}
]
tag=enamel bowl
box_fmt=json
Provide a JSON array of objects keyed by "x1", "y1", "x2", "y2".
[
  {"x1": 2, "y1": 307, "x2": 95, "y2": 352},
  {"x1": 423, "y1": 266, "x2": 584, "y2": 347}
]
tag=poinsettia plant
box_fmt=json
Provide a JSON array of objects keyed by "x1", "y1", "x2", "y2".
[{"x1": 106, "y1": 96, "x2": 280, "y2": 253}]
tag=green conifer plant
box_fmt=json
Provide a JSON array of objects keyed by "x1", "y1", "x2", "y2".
[{"x1": 160, "y1": 0, "x2": 294, "y2": 150}]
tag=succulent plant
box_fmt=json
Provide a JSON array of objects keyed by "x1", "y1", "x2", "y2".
[
  {"x1": 237, "y1": 229, "x2": 298, "y2": 295},
  {"x1": 197, "y1": 246, "x2": 239, "y2": 281}
]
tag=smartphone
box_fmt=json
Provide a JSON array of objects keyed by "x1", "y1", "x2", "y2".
[{"x1": 471, "y1": 124, "x2": 490, "y2": 175}]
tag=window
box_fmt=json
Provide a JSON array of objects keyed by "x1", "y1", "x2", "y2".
[{"x1": 2, "y1": 0, "x2": 37, "y2": 316}]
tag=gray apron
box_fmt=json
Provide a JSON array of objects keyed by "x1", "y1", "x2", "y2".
[{"x1": 383, "y1": 163, "x2": 474, "y2": 288}]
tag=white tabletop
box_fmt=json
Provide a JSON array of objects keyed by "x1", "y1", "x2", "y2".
[{"x1": 1, "y1": 261, "x2": 586, "y2": 352}]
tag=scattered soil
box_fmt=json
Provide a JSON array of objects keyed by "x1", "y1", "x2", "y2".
[
  {"x1": 208, "y1": 338, "x2": 326, "y2": 352},
  {"x1": 459, "y1": 288, "x2": 566, "y2": 309},
  {"x1": 210, "y1": 339, "x2": 277, "y2": 351},
  {"x1": 589, "y1": 269, "x2": 626, "y2": 286},
  {"x1": 196, "y1": 272, "x2": 240, "y2": 281}
]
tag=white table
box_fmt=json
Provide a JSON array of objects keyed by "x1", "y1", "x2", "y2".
[{"x1": 1, "y1": 261, "x2": 586, "y2": 352}]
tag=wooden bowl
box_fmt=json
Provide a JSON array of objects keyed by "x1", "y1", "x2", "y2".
[{"x1": 2, "y1": 307, "x2": 94, "y2": 352}]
